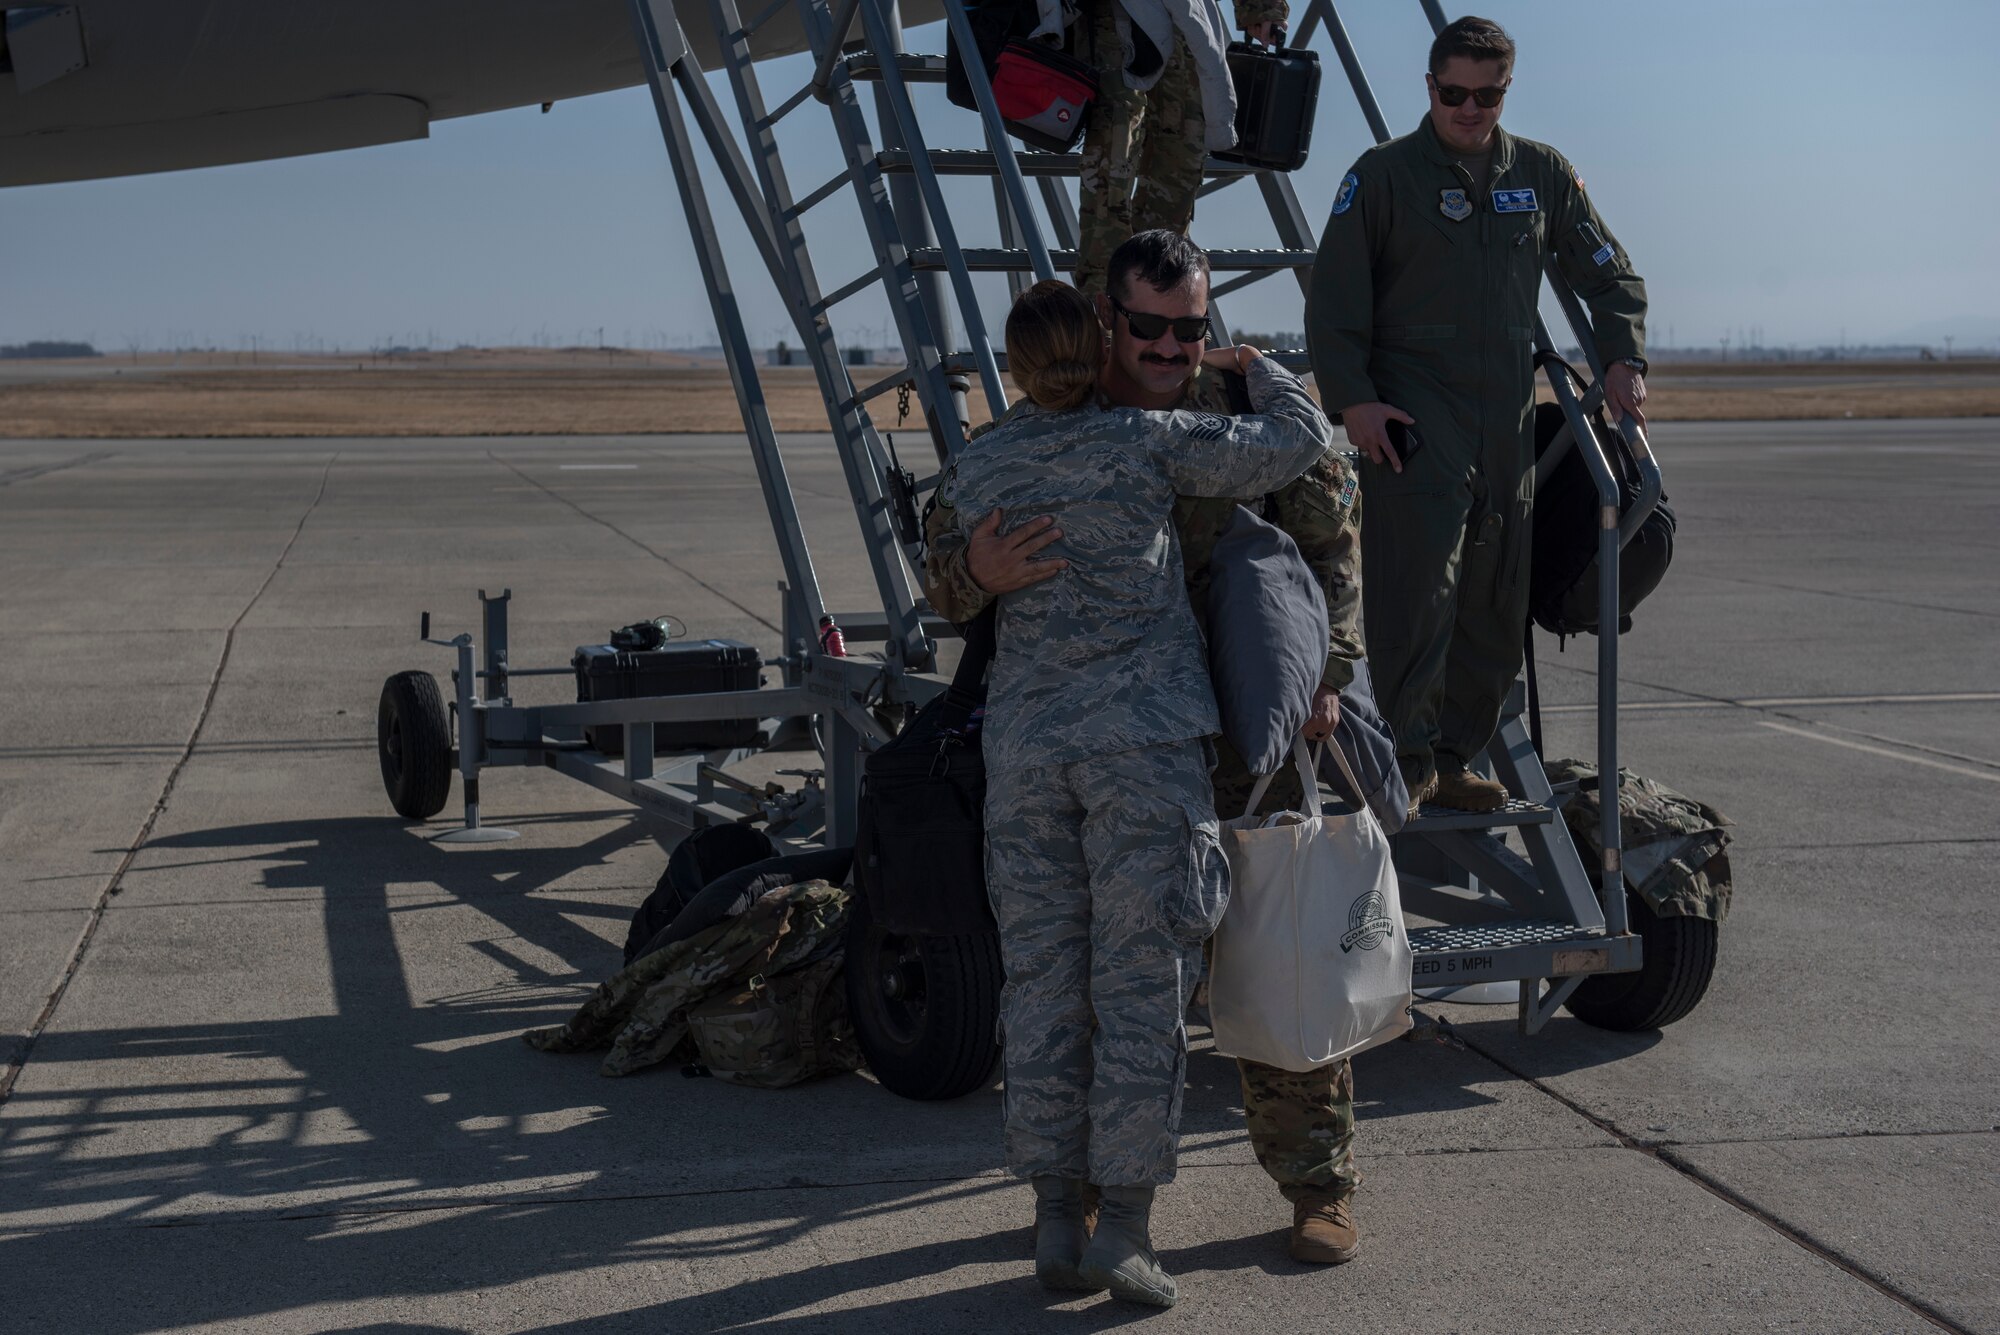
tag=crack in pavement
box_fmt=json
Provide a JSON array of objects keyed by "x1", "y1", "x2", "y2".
[
  {"x1": 0, "y1": 451, "x2": 116, "y2": 488},
  {"x1": 488, "y1": 452, "x2": 781, "y2": 634},
  {"x1": 0, "y1": 452, "x2": 340, "y2": 1107}
]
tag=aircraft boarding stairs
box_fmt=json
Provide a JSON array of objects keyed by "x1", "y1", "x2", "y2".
[{"x1": 595, "y1": 0, "x2": 1663, "y2": 1042}]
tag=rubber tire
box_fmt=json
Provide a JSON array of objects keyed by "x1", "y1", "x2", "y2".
[
  {"x1": 1564, "y1": 891, "x2": 1719, "y2": 1031},
  {"x1": 845, "y1": 889, "x2": 1003, "y2": 1101},
  {"x1": 378, "y1": 670, "x2": 453, "y2": 820}
]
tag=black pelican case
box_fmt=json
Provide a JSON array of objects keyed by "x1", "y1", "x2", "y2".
[
  {"x1": 572, "y1": 639, "x2": 764, "y2": 756},
  {"x1": 1213, "y1": 37, "x2": 1321, "y2": 172}
]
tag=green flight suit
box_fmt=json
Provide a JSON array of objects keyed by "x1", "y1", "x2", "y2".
[{"x1": 1307, "y1": 118, "x2": 1645, "y2": 780}]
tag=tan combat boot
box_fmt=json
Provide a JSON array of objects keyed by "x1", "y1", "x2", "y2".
[
  {"x1": 1290, "y1": 1190, "x2": 1359, "y2": 1264},
  {"x1": 1432, "y1": 764, "x2": 1508, "y2": 813}
]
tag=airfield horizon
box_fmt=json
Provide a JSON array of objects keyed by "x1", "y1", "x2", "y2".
[{"x1": 3, "y1": 352, "x2": 1999, "y2": 439}]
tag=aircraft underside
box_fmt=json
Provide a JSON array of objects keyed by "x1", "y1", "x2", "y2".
[{"x1": 0, "y1": 0, "x2": 927, "y2": 186}]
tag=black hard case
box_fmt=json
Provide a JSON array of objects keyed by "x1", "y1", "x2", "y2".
[
  {"x1": 571, "y1": 639, "x2": 763, "y2": 756},
  {"x1": 1213, "y1": 39, "x2": 1321, "y2": 172}
]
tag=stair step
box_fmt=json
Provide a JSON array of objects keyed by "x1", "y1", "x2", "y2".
[
  {"x1": 877, "y1": 148, "x2": 1264, "y2": 178},
  {"x1": 846, "y1": 52, "x2": 950, "y2": 82},
  {"x1": 909, "y1": 246, "x2": 1313, "y2": 273},
  {"x1": 937, "y1": 348, "x2": 1313, "y2": 377},
  {"x1": 1402, "y1": 797, "x2": 1556, "y2": 832},
  {"x1": 1408, "y1": 919, "x2": 1637, "y2": 987}
]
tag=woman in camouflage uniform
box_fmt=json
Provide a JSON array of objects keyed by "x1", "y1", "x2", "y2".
[{"x1": 952, "y1": 280, "x2": 1332, "y2": 1306}]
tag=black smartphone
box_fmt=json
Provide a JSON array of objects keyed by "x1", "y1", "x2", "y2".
[{"x1": 1384, "y1": 418, "x2": 1424, "y2": 466}]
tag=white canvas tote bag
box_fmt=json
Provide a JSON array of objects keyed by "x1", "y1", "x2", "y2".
[{"x1": 1210, "y1": 737, "x2": 1412, "y2": 1071}]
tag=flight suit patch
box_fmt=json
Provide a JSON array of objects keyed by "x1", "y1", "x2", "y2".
[
  {"x1": 935, "y1": 464, "x2": 959, "y2": 509},
  {"x1": 1439, "y1": 188, "x2": 1472, "y2": 222},
  {"x1": 1591, "y1": 242, "x2": 1615, "y2": 266},
  {"x1": 1493, "y1": 187, "x2": 1538, "y2": 213},
  {"x1": 1337, "y1": 471, "x2": 1358, "y2": 510},
  {"x1": 1332, "y1": 172, "x2": 1359, "y2": 216}
]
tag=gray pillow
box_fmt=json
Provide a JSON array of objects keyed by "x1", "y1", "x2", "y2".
[{"x1": 1205, "y1": 505, "x2": 1328, "y2": 779}]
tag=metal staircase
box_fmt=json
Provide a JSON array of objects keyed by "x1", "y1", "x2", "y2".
[{"x1": 392, "y1": 0, "x2": 1674, "y2": 1056}]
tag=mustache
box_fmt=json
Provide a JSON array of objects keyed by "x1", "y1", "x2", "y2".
[{"x1": 1138, "y1": 352, "x2": 1190, "y2": 367}]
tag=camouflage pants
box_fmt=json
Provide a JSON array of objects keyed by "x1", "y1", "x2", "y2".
[
  {"x1": 1211, "y1": 730, "x2": 1361, "y2": 1200},
  {"x1": 1073, "y1": 0, "x2": 1207, "y2": 297},
  {"x1": 986, "y1": 739, "x2": 1226, "y2": 1186}
]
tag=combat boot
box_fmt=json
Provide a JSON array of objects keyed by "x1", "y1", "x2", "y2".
[
  {"x1": 1029, "y1": 1177, "x2": 1099, "y2": 1292},
  {"x1": 1289, "y1": 1189, "x2": 1359, "y2": 1264},
  {"x1": 1432, "y1": 762, "x2": 1507, "y2": 813},
  {"x1": 1077, "y1": 1185, "x2": 1177, "y2": 1308},
  {"x1": 1402, "y1": 758, "x2": 1439, "y2": 821}
]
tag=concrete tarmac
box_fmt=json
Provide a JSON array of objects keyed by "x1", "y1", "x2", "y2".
[{"x1": 0, "y1": 419, "x2": 1994, "y2": 1333}]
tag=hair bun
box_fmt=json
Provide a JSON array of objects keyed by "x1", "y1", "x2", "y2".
[{"x1": 1025, "y1": 358, "x2": 1096, "y2": 412}]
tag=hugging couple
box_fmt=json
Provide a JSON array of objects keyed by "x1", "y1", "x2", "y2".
[{"x1": 924, "y1": 231, "x2": 1358, "y2": 1308}]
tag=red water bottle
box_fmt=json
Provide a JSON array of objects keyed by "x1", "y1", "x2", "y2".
[{"x1": 818, "y1": 615, "x2": 847, "y2": 657}]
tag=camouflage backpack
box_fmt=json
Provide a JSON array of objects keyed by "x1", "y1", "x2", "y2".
[
  {"x1": 1544, "y1": 760, "x2": 1734, "y2": 922},
  {"x1": 527, "y1": 879, "x2": 863, "y2": 1086},
  {"x1": 687, "y1": 953, "x2": 860, "y2": 1088}
]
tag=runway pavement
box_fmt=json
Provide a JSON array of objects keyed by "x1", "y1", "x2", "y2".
[{"x1": 0, "y1": 418, "x2": 1994, "y2": 1333}]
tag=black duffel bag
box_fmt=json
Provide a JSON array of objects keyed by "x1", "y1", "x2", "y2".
[
  {"x1": 853, "y1": 608, "x2": 996, "y2": 937},
  {"x1": 1530, "y1": 354, "x2": 1677, "y2": 638}
]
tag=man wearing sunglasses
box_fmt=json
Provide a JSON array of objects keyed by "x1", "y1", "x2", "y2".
[
  {"x1": 1307, "y1": 14, "x2": 1648, "y2": 817},
  {"x1": 923, "y1": 230, "x2": 1369, "y2": 1267}
]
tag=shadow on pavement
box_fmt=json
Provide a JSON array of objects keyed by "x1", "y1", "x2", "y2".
[{"x1": 1, "y1": 810, "x2": 1620, "y2": 1330}]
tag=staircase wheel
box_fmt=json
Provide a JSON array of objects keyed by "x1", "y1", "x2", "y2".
[
  {"x1": 845, "y1": 889, "x2": 1002, "y2": 1100},
  {"x1": 378, "y1": 670, "x2": 453, "y2": 821},
  {"x1": 1564, "y1": 891, "x2": 1719, "y2": 1031}
]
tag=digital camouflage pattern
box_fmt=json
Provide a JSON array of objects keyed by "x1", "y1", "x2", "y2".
[
  {"x1": 686, "y1": 953, "x2": 862, "y2": 1089},
  {"x1": 525, "y1": 879, "x2": 853, "y2": 1078},
  {"x1": 921, "y1": 362, "x2": 1361, "y2": 1203},
  {"x1": 1239, "y1": 1053, "x2": 1358, "y2": 1200},
  {"x1": 986, "y1": 738, "x2": 1224, "y2": 1185},
  {"x1": 948, "y1": 357, "x2": 1330, "y2": 774},
  {"x1": 1545, "y1": 760, "x2": 1734, "y2": 922},
  {"x1": 1074, "y1": 0, "x2": 1206, "y2": 297},
  {"x1": 923, "y1": 371, "x2": 1361, "y2": 692}
]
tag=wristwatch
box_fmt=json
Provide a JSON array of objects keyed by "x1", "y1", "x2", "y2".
[{"x1": 1619, "y1": 356, "x2": 1648, "y2": 375}]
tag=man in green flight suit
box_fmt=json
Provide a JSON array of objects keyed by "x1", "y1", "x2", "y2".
[
  {"x1": 924, "y1": 232, "x2": 1369, "y2": 1265},
  {"x1": 1307, "y1": 15, "x2": 1648, "y2": 815}
]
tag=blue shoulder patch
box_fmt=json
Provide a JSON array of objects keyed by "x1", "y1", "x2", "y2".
[
  {"x1": 1591, "y1": 241, "x2": 1616, "y2": 267},
  {"x1": 1492, "y1": 187, "x2": 1538, "y2": 213},
  {"x1": 1331, "y1": 171, "x2": 1359, "y2": 216}
]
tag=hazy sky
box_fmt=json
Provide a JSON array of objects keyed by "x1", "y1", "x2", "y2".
[{"x1": 6, "y1": 0, "x2": 1997, "y2": 353}]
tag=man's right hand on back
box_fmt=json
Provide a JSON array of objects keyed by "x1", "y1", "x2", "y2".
[
  {"x1": 1338, "y1": 401, "x2": 1415, "y2": 473},
  {"x1": 967, "y1": 508, "x2": 1068, "y2": 593}
]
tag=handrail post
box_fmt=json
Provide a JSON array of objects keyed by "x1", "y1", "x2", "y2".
[{"x1": 936, "y1": 0, "x2": 1057, "y2": 283}]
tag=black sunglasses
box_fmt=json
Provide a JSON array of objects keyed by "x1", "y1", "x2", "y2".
[
  {"x1": 1109, "y1": 296, "x2": 1212, "y2": 344},
  {"x1": 1429, "y1": 75, "x2": 1508, "y2": 108}
]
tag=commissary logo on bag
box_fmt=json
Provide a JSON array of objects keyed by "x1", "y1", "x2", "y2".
[{"x1": 1340, "y1": 890, "x2": 1395, "y2": 953}]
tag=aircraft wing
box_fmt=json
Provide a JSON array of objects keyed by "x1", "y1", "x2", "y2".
[{"x1": 1, "y1": 0, "x2": 941, "y2": 187}]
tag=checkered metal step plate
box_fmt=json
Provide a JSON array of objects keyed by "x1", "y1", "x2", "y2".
[{"x1": 1409, "y1": 920, "x2": 1604, "y2": 953}]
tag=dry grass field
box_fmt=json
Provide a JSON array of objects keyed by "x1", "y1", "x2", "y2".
[{"x1": 3, "y1": 347, "x2": 1995, "y2": 438}]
